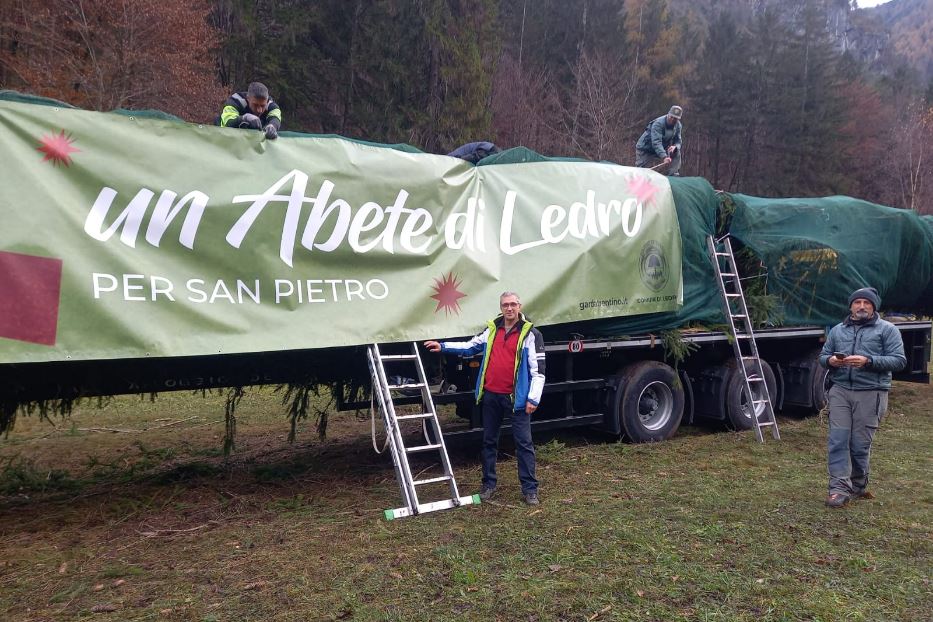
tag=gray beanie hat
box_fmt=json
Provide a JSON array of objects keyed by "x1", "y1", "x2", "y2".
[{"x1": 848, "y1": 287, "x2": 881, "y2": 310}]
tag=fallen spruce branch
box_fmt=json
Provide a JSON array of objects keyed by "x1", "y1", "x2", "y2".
[
  {"x1": 137, "y1": 523, "x2": 210, "y2": 537},
  {"x1": 77, "y1": 416, "x2": 199, "y2": 434}
]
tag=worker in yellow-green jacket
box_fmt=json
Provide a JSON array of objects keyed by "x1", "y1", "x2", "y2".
[{"x1": 219, "y1": 82, "x2": 282, "y2": 139}]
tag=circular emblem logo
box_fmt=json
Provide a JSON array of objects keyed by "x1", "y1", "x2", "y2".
[
  {"x1": 568, "y1": 339, "x2": 583, "y2": 353},
  {"x1": 639, "y1": 240, "x2": 669, "y2": 292}
]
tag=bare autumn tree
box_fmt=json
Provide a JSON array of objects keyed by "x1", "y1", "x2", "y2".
[
  {"x1": 562, "y1": 50, "x2": 639, "y2": 163},
  {"x1": 890, "y1": 103, "x2": 933, "y2": 213},
  {"x1": 489, "y1": 54, "x2": 565, "y2": 154},
  {"x1": 0, "y1": 0, "x2": 224, "y2": 121},
  {"x1": 835, "y1": 76, "x2": 893, "y2": 203}
]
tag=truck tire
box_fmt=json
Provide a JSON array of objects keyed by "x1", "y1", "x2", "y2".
[
  {"x1": 725, "y1": 360, "x2": 777, "y2": 431},
  {"x1": 783, "y1": 349, "x2": 830, "y2": 415},
  {"x1": 811, "y1": 356, "x2": 831, "y2": 413},
  {"x1": 618, "y1": 361, "x2": 684, "y2": 442}
]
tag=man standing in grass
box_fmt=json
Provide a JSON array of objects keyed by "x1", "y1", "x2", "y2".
[
  {"x1": 425, "y1": 292, "x2": 546, "y2": 505},
  {"x1": 819, "y1": 287, "x2": 905, "y2": 508}
]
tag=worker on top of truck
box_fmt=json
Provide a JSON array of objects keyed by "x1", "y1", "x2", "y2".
[
  {"x1": 635, "y1": 105, "x2": 683, "y2": 176},
  {"x1": 819, "y1": 287, "x2": 906, "y2": 508},
  {"x1": 447, "y1": 141, "x2": 500, "y2": 164},
  {"x1": 219, "y1": 82, "x2": 282, "y2": 140}
]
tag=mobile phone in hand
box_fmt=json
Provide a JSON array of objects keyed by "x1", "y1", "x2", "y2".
[{"x1": 833, "y1": 352, "x2": 846, "y2": 359}]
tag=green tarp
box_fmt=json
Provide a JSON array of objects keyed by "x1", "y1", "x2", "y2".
[{"x1": 730, "y1": 194, "x2": 933, "y2": 326}]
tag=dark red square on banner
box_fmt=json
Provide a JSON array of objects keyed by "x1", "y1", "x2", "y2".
[{"x1": 0, "y1": 250, "x2": 63, "y2": 346}]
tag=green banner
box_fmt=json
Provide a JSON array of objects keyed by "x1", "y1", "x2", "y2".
[{"x1": 0, "y1": 100, "x2": 682, "y2": 364}]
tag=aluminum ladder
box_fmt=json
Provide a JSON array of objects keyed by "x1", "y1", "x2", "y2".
[
  {"x1": 706, "y1": 235, "x2": 780, "y2": 442},
  {"x1": 367, "y1": 342, "x2": 480, "y2": 519}
]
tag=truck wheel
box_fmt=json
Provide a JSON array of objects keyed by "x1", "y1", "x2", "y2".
[
  {"x1": 725, "y1": 360, "x2": 777, "y2": 430},
  {"x1": 618, "y1": 361, "x2": 684, "y2": 442},
  {"x1": 812, "y1": 357, "x2": 831, "y2": 413},
  {"x1": 782, "y1": 349, "x2": 830, "y2": 414}
]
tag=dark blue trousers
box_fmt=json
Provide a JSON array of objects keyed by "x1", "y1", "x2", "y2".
[{"x1": 481, "y1": 391, "x2": 538, "y2": 494}]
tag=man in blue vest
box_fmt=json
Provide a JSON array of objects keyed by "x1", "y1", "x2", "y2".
[
  {"x1": 819, "y1": 287, "x2": 905, "y2": 508},
  {"x1": 425, "y1": 292, "x2": 546, "y2": 505},
  {"x1": 635, "y1": 105, "x2": 683, "y2": 175},
  {"x1": 219, "y1": 82, "x2": 282, "y2": 139}
]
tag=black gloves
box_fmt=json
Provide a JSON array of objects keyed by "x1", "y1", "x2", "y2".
[
  {"x1": 234, "y1": 113, "x2": 278, "y2": 139},
  {"x1": 238, "y1": 113, "x2": 262, "y2": 130}
]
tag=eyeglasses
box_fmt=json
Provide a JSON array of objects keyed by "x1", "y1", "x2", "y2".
[{"x1": 500, "y1": 302, "x2": 520, "y2": 308}]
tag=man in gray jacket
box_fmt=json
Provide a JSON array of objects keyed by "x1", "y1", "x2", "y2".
[
  {"x1": 819, "y1": 287, "x2": 905, "y2": 508},
  {"x1": 635, "y1": 105, "x2": 683, "y2": 176}
]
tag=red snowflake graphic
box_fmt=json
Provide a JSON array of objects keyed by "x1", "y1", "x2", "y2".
[
  {"x1": 37, "y1": 130, "x2": 80, "y2": 166},
  {"x1": 430, "y1": 272, "x2": 467, "y2": 316},
  {"x1": 627, "y1": 175, "x2": 658, "y2": 205}
]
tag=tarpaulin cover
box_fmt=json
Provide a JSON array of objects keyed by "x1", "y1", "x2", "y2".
[
  {"x1": 483, "y1": 148, "x2": 723, "y2": 339},
  {"x1": 729, "y1": 194, "x2": 933, "y2": 325}
]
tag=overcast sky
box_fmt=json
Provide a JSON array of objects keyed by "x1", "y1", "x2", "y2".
[{"x1": 856, "y1": 0, "x2": 894, "y2": 7}]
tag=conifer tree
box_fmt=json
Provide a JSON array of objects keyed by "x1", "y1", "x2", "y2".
[
  {"x1": 622, "y1": 0, "x2": 687, "y2": 125},
  {"x1": 772, "y1": 0, "x2": 851, "y2": 194},
  {"x1": 689, "y1": 12, "x2": 751, "y2": 189},
  {"x1": 730, "y1": 6, "x2": 785, "y2": 193}
]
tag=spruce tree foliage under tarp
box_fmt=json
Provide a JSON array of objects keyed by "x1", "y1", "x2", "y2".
[{"x1": 729, "y1": 194, "x2": 933, "y2": 326}]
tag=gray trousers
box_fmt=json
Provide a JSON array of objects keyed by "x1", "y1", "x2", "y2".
[
  {"x1": 635, "y1": 148, "x2": 681, "y2": 176},
  {"x1": 826, "y1": 385, "x2": 887, "y2": 496}
]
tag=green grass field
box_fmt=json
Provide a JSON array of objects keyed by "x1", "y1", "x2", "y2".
[{"x1": 0, "y1": 382, "x2": 930, "y2": 621}]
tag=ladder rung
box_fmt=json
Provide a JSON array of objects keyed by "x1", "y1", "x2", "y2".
[
  {"x1": 731, "y1": 314, "x2": 747, "y2": 319},
  {"x1": 726, "y1": 293, "x2": 742, "y2": 297},
  {"x1": 406, "y1": 443, "x2": 442, "y2": 453},
  {"x1": 720, "y1": 273, "x2": 736, "y2": 277},
  {"x1": 381, "y1": 354, "x2": 418, "y2": 360},
  {"x1": 714, "y1": 252, "x2": 730, "y2": 256},
  {"x1": 413, "y1": 475, "x2": 453, "y2": 486},
  {"x1": 388, "y1": 382, "x2": 425, "y2": 390},
  {"x1": 746, "y1": 376, "x2": 763, "y2": 382},
  {"x1": 758, "y1": 422, "x2": 776, "y2": 428},
  {"x1": 396, "y1": 413, "x2": 433, "y2": 421},
  {"x1": 751, "y1": 399, "x2": 770, "y2": 405}
]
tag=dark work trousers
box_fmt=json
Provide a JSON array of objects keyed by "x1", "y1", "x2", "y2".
[
  {"x1": 481, "y1": 391, "x2": 538, "y2": 494},
  {"x1": 826, "y1": 385, "x2": 887, "y2": 496}
]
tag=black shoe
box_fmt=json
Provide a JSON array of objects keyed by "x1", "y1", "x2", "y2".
[
  {"x1": 479, "y1": 487, "x2": 496, "y2": 501},
  {"x1": 825, "y1": 493, "x2": 850, "y2": 508},
  {"x1": 522, "y1": 492, "x2": 540, "y2": 506}
]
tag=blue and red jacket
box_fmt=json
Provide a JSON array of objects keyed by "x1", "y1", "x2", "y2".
[{"x1": 440, "y1": 314, "x2": 546, "y2": 411}]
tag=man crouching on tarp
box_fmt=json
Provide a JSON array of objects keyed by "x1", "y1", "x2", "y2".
[
  {"x1": 819, "y1": 287, "x2": 905, "y2": 508},
  {"x1": 425, "y1": 292, "x2": 546, "y2": 505},
  {"x1": 219, "y1": 82, "x2": 282, "y2": 140}
]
